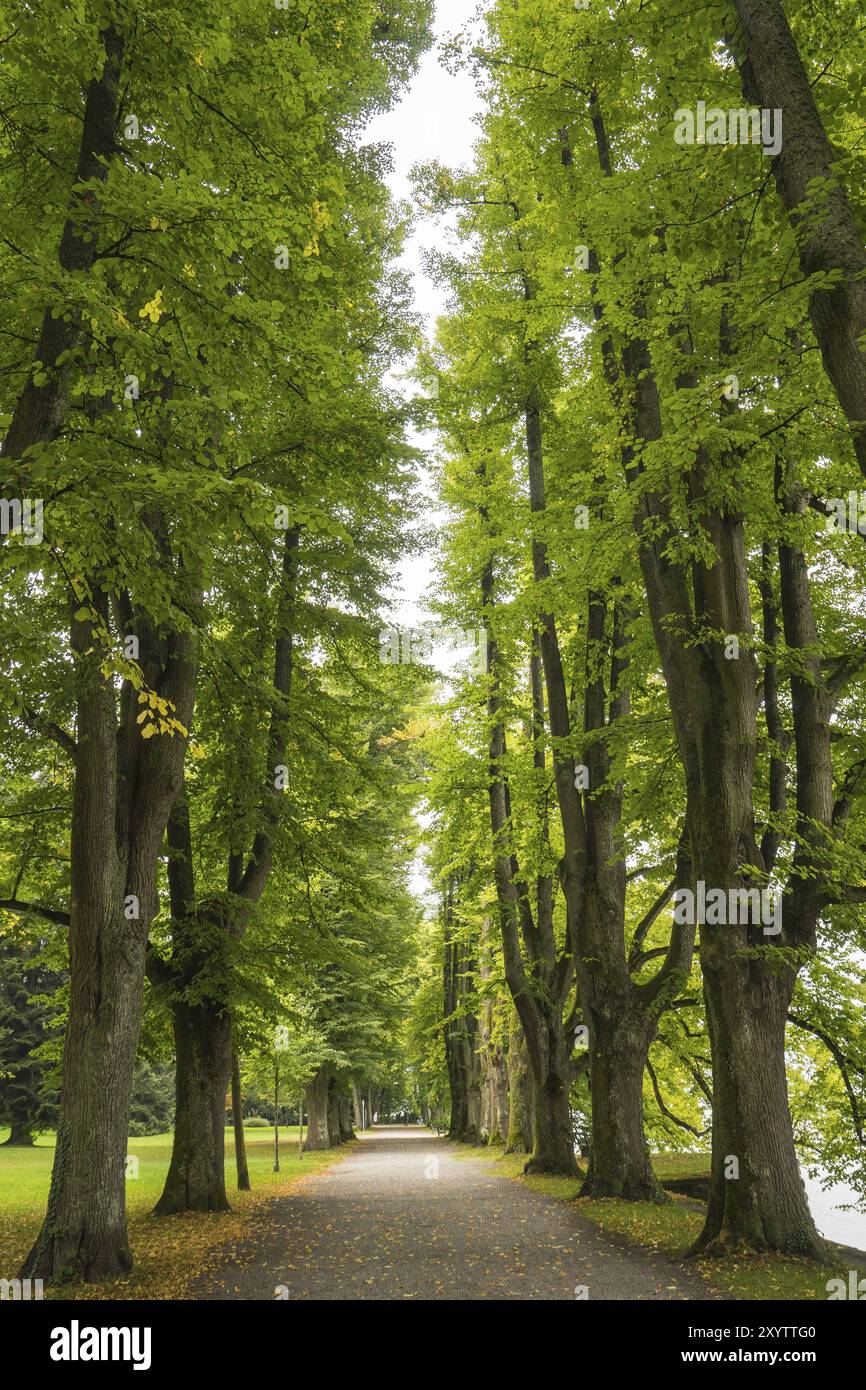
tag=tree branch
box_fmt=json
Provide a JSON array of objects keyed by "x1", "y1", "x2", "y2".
[{"x1": 0, "y1": 897, "x2": 70, "y2": 926}]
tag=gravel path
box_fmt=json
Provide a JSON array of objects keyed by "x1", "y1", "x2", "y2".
[{"x1": 192, "y1": 1126, "x2": 725, "y2": 1301}]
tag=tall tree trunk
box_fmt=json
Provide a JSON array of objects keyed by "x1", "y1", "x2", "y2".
[
  {"x1": 731, "y1": 0, "x2": 866, "y2": 478},
  {"x1": 22, "y1": 574, "x2": 196, "y2": 1282},
  {"x1": 2, "y1": 25, "x2": 124, "y2": 464},
  {"x1": 231, "y1": 1049, "x2": 251, "y2": 1192},
  {"x1": 156, "y1": 530, "x2": 298, "y2": 1212},
  {"x1": 691, "y1": 475, "x2": 830, "y2": 1257},
  {"x1": 443, "y1": 882, "x2": 471, "y2": 1139},
  {"x1": 303, "y1": 1064, "x2": 331, "y2": 1151},
  {"x1": 5, "y1": 21, "x2": 179, "y2": 1287},
  {"x1": 479, "y1": 503, "x2": 578, "y2": 1177},
  {"x1": 154, "y1": 1002, "x2": 232, "y2": 1214},
  {"x1": 273, "y1": 1061, "x2": 280, "y2": 1173},
  {"x1": 152, "y1": 801, "x2": 232, "y2": 1216},
  {"x1": 571, "y1": 95, "x2": 825, "y2": 1250}
]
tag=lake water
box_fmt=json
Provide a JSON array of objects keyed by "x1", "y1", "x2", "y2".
[{"x1": 804, "y1": 1172, "x2": 866, "y2": 1250}]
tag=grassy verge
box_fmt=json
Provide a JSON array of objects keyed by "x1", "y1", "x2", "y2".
[
  {"x1": 0, "y1": 1126, "x2": 350, "y2": 1300},
  {"x1": 452, "y1": 1144, "x2": 848, "y2": 1301}
]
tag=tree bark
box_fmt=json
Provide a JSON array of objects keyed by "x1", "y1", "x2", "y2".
[
  {"x1": 350, "y1": 1080, "x2": 365, "y2": 1131},
  {"x1": 504, "y1": 1013, "x2": 533, "y2": 1155},
  {"x1": 523, "y1": 1017, "x2": 577, "y2": 1176},
  {"x1": 338, "y1": 1096, "x2": 355, "y2": 1142},
  {"x1": 478, "y1": 917, "x2": 509, "y2": 1145},
  {"x1": 154, "y1": 1002, "x2": 232, "y2": 1214},
  {"x1": 231, "y1": 1049, "x2": 251, "y2": 1191},
  {"x1": 303, "y1": 1064, "x2": 331, "y2": 1151},
  {"x1": 22, "y1": 559, "x2": 197, "y2": 1282},
  {"x1": 326, "y1": 1078, "x2": 342, "y2": 1147},
  {"x1": 699, "y1": 956, "x2": 818, "y2": 1251},
  {"x1": 443, "y1": 882, "x2": 475, "y2": 1140},
  {"x1": 580, "y1": 1003, "x2": 661, "y2": 1200}
]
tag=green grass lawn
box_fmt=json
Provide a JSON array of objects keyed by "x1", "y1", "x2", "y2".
[
  {"x1": 452, "y1": 1144, "x2": 853, "y2": 1301},
  {"x1": 0, "y1": 1126, "x2": 347, "y2": 1299}
]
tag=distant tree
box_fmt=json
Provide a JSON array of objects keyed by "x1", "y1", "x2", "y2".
[
  {"x1": 127, "y1": 1063, "x2": 175, "y2": 1138},
  {"x1": 0, "y1": 939, "x2": 62, "y2": 1145}
]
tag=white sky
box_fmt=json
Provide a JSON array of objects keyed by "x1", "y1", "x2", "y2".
[
  {"x1": 366, "y1": 0, "x2": 485, "y2": 635},
  {"x1": 363, "y1": 1, "x2": 486, "y2": 904}
]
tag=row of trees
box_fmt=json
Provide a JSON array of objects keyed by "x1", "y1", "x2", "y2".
[
  {"x1": 0, "y1": 0, "x2": 433, "y2": 1283},
  {"x1": 407, "y1": 0, "x2": 866, "y2": 1259}
]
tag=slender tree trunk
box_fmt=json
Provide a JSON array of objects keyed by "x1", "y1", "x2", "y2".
[
  {"x1": 350, "y1": 1080, "x2": 364, "y2": 1131},
  {"x1": 478, "y1": 917, "x2": 509, "y2": 1145},
  {"x1": 462, "y1": 1024, "x2": 482, "y2": 1144},
  {"x1": 231, "y1": 1049, "x2": 250, "y2": 1192},
  {"x1": 6, "y1": 22, "x2": 183, "y2": 1288},
  {"x1": 154, "y1": 1002, "x2": 231, "y2": 1214},
  {"x1": 273, "y1": 1061, "x2": 280, "y2": 1173},
  {"x1": 303, "y1": 1064, "x2": 331, "y2": 1151},
  {"x1": 443, "y1": 886, "x2": 471, "y2": 1139},
  {"x1": 155, "y1": 529, "x2": 298, "y2": 1213},
  {"x1": 479, "y1": 489, "x2": 577, "y2": 1177}
]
